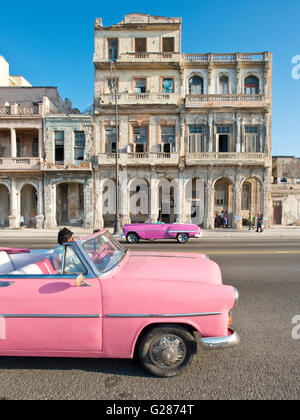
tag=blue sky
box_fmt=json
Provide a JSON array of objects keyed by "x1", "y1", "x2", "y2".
[{"x1": 1, "y1": 0, "x2": 300, "y2": 156}]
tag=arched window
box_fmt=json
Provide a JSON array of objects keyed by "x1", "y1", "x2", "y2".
[
  {"x1": 188, "y1": 75, "x2": 204, "y2": 95},
  {"x1": 244, "y1": 76, "x2": 260, "y2": 94},
  {"x1": 219, "y1": 75, "x2": 229, "y2": 94}
]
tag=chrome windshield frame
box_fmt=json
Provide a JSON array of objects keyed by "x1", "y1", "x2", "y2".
[{"x1": 75, "y1": 230, "x2": 126, "y2": 277}]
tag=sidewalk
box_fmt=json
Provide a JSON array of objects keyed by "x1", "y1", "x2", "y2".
[{"x1": 0, "y1": 226, "x2": 299, "y2": 240}]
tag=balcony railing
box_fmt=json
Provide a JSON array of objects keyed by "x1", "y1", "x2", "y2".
[
  {"x1": 186, "y1": 152, "x2": 270, "y2": 162},
  {"x1": 98, "y1": 152, "x2": 179, "y2": 165},
  {"x1": 98, "y1": 92, "x2": 178, "y2": 106},
  {"x1": 0, "y1": 157, "x2": 41, "y2": 170},
  {"x1": 183, "y1": 52, "x2": 269, "y2": 63},
  {"x1": 185, "y1": 94, "x2": 266, "y2": 107},
  {"x1": 94, "y1": 51, "x2": 271, "y2": 66},
  {"x1": 41, "y1": 161, "x2": 92, "y2": 171},
  {"x1": 0, "y1": 104, "x2": 43, "y2": 116}
]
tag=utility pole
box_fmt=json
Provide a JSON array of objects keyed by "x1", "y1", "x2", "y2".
[{"x1": 110, "y1": 60, "x2": 121, "y2": 235}]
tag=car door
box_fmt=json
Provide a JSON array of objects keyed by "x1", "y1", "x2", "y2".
[
  {"x1": 0, "y1": 244, "x2": 102, "y2": 355},
  {"x1": 144, "y1": 223, "x2": 168, "y2": 240}
]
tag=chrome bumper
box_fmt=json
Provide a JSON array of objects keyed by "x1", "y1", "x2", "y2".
[
  {"x1": 118, "y1": 233, "x2": 125, "y2": 239},
  {"x1": 199, "y1": 329, "x2": 240, "y2": 350},
  {"x1": 194, "y1": 232, "x2": 203, "y2": 238}
]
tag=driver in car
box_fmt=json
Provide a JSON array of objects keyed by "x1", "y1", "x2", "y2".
[{"x1": 52, "y1": 228, "x2": 81, "y2": 273}]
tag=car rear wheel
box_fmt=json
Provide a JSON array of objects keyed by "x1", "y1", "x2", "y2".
[
  {"x1": 176, "y1": 233, "x2": 189, "y2": 243},
  {"x1": 139, "y1": 325, "x2": 197, "y2": 377},
  {"x1": 126, "y1": 232, "x2": 139, "y2": 244}
]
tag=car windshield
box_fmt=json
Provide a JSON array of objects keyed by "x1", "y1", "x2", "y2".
[{"x1": 83, "y1": 232, "x2": 125, "y2": 273}]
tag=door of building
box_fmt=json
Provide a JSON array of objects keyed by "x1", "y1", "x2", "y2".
[
  {"x1": 219, "y1": 135, "x2": 228, "y2": 152},
  {"x1": 273, "y1": 201, "x2": 282, "y2": 225}
]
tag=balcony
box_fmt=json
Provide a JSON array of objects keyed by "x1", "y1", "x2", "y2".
[
  {"x1": 185, "y1": 94, "x2": 268, "y2": 109},
  {"x1": 183, "y1": 52, "x2": 270, "y2": 63},
  {"x1": 41, "y1": 161, "x2": 92, "y2": 171},
  {"x1": 0, "y1": 104, "x2": 44, "y2": 117},
  {"x1": 93, "y1": 52, "x2": 181, "y2": 66},
  {"x1": 97, "y1": 92, "x2": 178, "y2": 107},
  {"x1": 98, "y1": 152, "x2": 179, "y2": 166},
  {"x1": 0, "y1": 157, "x2": 41, "y2": 171},
  {"x1": 186, "y1": 152, "x2": 271, "y2": 166}
]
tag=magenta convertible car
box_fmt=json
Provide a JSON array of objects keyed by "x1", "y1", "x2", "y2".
[
  {"x1": 0, "y1": 230, "x2": 239, "y2": 377},
  {"x1": 121, "y1": 221, "x2": 202, "y2": 244}
]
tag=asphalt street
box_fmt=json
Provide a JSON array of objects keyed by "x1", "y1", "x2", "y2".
[{"x1": 0, "y1": 237, "x2": 299, "y2": 400}]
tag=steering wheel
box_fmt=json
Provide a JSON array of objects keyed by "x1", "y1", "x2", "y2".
[{"x1": 92, "y1": 245, "x2": 108, "y2": 264}]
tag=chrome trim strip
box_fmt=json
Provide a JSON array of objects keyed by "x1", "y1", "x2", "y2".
[
  {"x1": 107, "y1": 312, "x2": 221, "y2": 318},
  {"x1": 169, "y1": 231, "x2": 197, "y2": 234},
  {"x1": 0, "y1": 314, "x2": 101, "y2": 319}
]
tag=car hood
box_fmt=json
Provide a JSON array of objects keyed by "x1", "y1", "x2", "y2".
[{"x1": 115, "y1": 251, "x2": 222, "y2": 285}]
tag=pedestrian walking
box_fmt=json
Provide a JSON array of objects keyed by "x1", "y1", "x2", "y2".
[
  {"x1": 19, "y1": 214, "x2": 25, "y2": 230},
  {"x1": 256, "y1": 213, "x2": 264, "y2": 233},
  {"x1": 248, "y1": 212, "x2": 254, "y2": 230},
  {"x1": 224, "y1": 213, "x2": 228, "y2": 228}
]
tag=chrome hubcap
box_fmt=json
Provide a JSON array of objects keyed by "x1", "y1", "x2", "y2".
[
  {"x1": 149, "y1": 334, "x2": 186, "y2": 368},
  {"x1": 178, "y1": 234, "x2": 188, "y2": 242},
  {"x1": 128, "y1": 234, "x2": 136, "y2": 243}
]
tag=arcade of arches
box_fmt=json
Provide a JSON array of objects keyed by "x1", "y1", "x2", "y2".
[{"x1": 96, "y1": 174, "x2": 268, "y2": 230}]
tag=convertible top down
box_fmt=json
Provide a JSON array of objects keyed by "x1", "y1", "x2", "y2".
[{"x1": 0, "y1": 230, "x2": 239, "y2": 377}]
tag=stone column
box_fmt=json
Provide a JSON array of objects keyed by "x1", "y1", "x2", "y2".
[
  {"x1": 84, "y1": 178, "x2": 94, "y2": 229},
  {"x1": 93, "y1": 172, "x2": 104, "y2": 229},
  {"x1": 9, "y1": 179, "x2": 18, "y2": 229},
  {"x1": 43, "y1": 181, "x2": 57, "y2": 229},
  {"x1": 36, "y1": 178, "x2": 45, "y2": 229},
  {"x1": 150, "y1": 173, "x2": 159, "y2": 223},
  {"x1": 261, "y1": 168, "x2": 271, "y2": 228},
  {"x1": 100, "y1": 120, "x2": 106, "y2": 154},
  {"x1": 208, "y1": 113, "x2": 214, "y2": 153},
  {"x1": 119, "y1": 167, "x2": 130, "y2": 225},
  {"x1": 203, "y1": 183, "x2": 215, "y2": 229},
  {"x1": 235, "y1": 113, "x2": 241, "y2": 153},
  {"x1": 38, "y1": 128, "x2": 43, "y2": 159},
  {"x1": 233, "y1": 183, "x2": 242, "y2": 229},
  {"x1": 176, "y1": 170, "x2": 185, "y2": 223},
  {"x1": 264, "y1": 111, "x2": 270, "y2": 153},
  {"x1": 179, "y1": 111, "x2": 185, "y2": 157},
  {"x1": 10, "y1": 128, "x2": 17, "y2": 158},
  {"x1": 236, "y1": 62, "x2": 242, "y2": 94}
]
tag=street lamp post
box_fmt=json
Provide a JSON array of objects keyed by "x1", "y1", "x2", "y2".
[{"x1": 110, "y1": 61, "x2": 121, "y2": 235}]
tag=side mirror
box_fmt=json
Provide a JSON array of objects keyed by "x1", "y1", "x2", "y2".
[{"x1": 76, "y1": 274, "x2": 91, "y2": 287}]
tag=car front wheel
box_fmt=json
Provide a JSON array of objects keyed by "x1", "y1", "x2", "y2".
[
  {"x1": 139, "y1": 325, "x2": 197, "y2": 377},
  {"x1": 126, "y1": 232, "x2": 139, "y2": 244},
  {"x1": 177, "y1": 233, "x2": 189, "y2": 243}
]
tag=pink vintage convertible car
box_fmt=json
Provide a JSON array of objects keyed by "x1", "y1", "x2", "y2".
[
  {"x1": 0, "y1": 231, "x2": 239, "y2": 377},
  {"x1": 121, "y1": 221, "x2": 202, "y2": 244}
]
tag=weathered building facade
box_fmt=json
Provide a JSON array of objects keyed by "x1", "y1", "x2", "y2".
[
  {"x1": 42, "y1": 114, "x2": 94, "y2": 229},
  {"x1": 0, "y1": 57, "x2": 84, "y2": 229},
  {"x1": 5, "y1": 14, "x2": 300, "y2": 231},
  {"x1": 271, "y1": 157, "x2": 300, "y2": 225},
  {"x1": 93, "y1": 13, "x2": 273, "y2": 229}
]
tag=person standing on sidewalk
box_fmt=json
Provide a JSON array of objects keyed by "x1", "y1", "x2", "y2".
[{"x1": 248, "y1": 212, "x2": 254, "y2": 230}]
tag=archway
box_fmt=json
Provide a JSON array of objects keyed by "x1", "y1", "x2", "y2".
[
  {"x1": 241, "y1": 177, "x2": 262, "y2": 226},
  {"x1": 56, "y1": 183, "x2": 84, "y2": 227},
  {"x1": 157, "y1": 178, "x2": 177, "y2": 223},
  {"x1": 0, "y1": 184, "x2": 10, "y2": 227},
  {"x1": 21, "y1": 184, "x2": 37, "y2": 228},
  {"x1": 129, "y1": 178, "x2": 150, "y2": 223},
  {"x1": 213, "y1": 178, "x2": 234, "y2": 228},
  {"x1": 101, "y1": 179, "x2": 116, "y2": 228}
]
